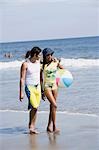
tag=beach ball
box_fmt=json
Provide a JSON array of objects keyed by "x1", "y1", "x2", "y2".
[{"x1": 56, "y1": 69, "x2": 73, "y2": 88}]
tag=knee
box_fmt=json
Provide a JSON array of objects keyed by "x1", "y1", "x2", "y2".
[
  {"x1": 32, "y1": 108, "x2": 38, "y2": 112},
  {"x1": 51, "y1": 105, "x2": 57, "y2": 111}
]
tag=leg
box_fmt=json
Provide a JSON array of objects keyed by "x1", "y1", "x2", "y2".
[
  {"x1": 47, "y1": 89, "x2": 57, "y2": 132},
  {"x1": 47, "y1": 104, "x2": 53, "y2": 132},
  {"x1": 52, "y1": 89, "x2": 60, "y2": 133},
  {"x1": 44, "y1": 89, "x2": 57, "y2": 132},
  {"x1": 29, "y1": 108, "x2": 39, "y2": 134},
  {"x1": 44, "y1": 89, "x2": 57, "y2": 108},
  {"x1": 28, "y1": 86, "x2": 41, "y2": 134}
]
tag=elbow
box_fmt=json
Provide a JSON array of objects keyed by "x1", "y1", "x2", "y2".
[
  {"x1": 20, "y1": 78, "x2": 25, "y2": 85},
  {"x1": 59, "y1": 65, "x2": 64, "y2": 69}
]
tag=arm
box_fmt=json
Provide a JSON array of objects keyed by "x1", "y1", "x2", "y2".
[
  {"x1": 40, "y1": 69, "x2": 43, "y2": 91},
  {"x1": 56, "y1": 58, "x2": 64, "y2": 69},
  {"x1": 40, "y1": 63, "x2": 43, "y2": 91},
  {"x1": 19, "y1": 62, "x2": 27, "y2": 101},
  {"x1": 40, "y1": 65, "x2": 46, "y2": 101},
  {"x1": 58, "y1": 63, "x2": 64, "y2": 69},
  {"x1": 40, "y1": 69, "x2": 45, "y2": 101}
]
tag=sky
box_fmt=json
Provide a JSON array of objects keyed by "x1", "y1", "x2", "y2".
[{"x1": 0, "y1": 0, "x2": 99, "y2": 42}]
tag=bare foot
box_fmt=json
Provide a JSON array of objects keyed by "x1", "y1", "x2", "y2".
[
  {"x1": 47, "y1": 127, "x2": 53, "y2": 133},
  {"x1": 29, "y1": 128, "x2": 39, "y2": 134},
  {"x1": 53, "y1": 128, "x2": 60, "y2": 134}
]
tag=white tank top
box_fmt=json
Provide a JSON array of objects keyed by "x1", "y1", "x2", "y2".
[{"x1": 25, "y1": 60, "x2": 40, "y2": 86}]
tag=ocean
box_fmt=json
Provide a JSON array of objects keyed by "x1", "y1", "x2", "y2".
[{"x1": 0, "y1": 36, "x2": 99, "y2": 116}]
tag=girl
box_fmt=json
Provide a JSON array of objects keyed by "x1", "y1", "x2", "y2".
[
  {"x1": 19, "y1": 47, "x2": 42, "y2": 134},
  {"x1": 41, "y1": 48, "x2": 63, "y2": 133}
]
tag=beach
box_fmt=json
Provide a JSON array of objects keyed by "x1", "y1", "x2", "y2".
[
  {"x1": 0, "y1": 111, "x2": 99, "y2": 150},
  {"x1": 0, "y1": 37, "x2": 99, "y2": 150}
]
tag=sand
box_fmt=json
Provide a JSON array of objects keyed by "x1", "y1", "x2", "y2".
[{"x1": 0, "y1": 111, "x2": 99, "y2": 150}]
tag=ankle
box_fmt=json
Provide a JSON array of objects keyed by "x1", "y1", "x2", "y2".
[
  {"x1": 53, "y1": 125, "x2": 56, "y2": 131},
  {"x1": 29, "y1": 125, "x2": 35, "y2": 129},
  {"x1": 47, "y1": 126, "x2": 53, "y2": 132}
]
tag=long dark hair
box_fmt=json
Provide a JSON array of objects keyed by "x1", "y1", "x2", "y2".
[
  {"x1": 42, "y1": 56, "x2": 47, "y2": 69},
  {"x1": 42, "y1": 53, "x2": 53, "y2": 70},
  {"x1": 25, "y1": 47, "x2": 41, "y2": 59}
]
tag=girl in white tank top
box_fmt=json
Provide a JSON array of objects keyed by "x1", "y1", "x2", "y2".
[{"x1": 19, "y1": 47, "x2": 41, "y2": 134}]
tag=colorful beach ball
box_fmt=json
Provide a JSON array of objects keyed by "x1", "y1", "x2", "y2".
[{"x1": 56, "y1": 69, "x2": 73, "y2": 88}]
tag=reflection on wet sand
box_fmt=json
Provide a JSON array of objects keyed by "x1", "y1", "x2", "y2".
[
  {"x1": 47, "y1": 132, "x2": 57, "y2": 145},
  {"x1": 29, "y1": 131, "x2": 60, "y2": 150},
  {"x1": 29, "y1": 134, "x2": 38, "y2": 150},
  {"x1": 47, "y1": 132, "x2": 60, "y2": 150}
]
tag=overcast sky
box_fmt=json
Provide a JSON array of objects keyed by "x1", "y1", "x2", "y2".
[{"x1": 0, "y1": 0, "x2": 99, "y2": 42}]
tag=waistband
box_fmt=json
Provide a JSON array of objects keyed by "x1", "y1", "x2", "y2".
[{"x1": 25, "y1": 84, "x2": 40, "y2": 87}]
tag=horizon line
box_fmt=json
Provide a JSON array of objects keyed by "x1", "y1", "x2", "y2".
[{"x1": 0, "y1": 35, "x2": 99, "y2": 44}]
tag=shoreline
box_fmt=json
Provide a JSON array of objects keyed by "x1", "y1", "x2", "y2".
[{"x1": 0, "y1": 110, "x2": 98, "y2": 117}]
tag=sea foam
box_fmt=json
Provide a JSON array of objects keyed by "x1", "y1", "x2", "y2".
[
  {"x1": 60, "y1": 58, "x2": 99, "y2": 68},
  {"x1": 0, "y1": 110, "x2": 98, "y2": 117},
  {"x1": 0, "y1": 58, "x2": 99, "y2": 70}
]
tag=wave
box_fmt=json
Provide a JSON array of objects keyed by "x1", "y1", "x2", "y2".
[
  {"x1": 0, "y1": 60, "x2": 23, "y2": 70},
  {"x1": 0, "y1": 110, "x2": 98, "y2": 117},
  {"x1": 60, "y1": 58, "x2": 99, "y2": 68},
  {"x1": 0, "y1": 58, "x2": 99, "y2": 70}
]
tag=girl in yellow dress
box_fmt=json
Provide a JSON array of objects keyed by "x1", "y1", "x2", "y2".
[{"x1": 41, "y1": 48, "x2": 63, "y2": 133}]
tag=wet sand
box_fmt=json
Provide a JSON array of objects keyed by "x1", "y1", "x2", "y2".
[{"x1": 0, "y1": 111, "x2": 99, "y2": 150}]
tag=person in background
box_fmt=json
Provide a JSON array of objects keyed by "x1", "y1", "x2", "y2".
[
  {"x1": 19, "y1": 47, "x2": 42, "y2": 134},
  {"x1": 41, "y1": 48, "x2": 63, "y2": 133}
]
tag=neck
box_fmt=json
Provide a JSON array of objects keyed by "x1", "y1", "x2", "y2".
[
  {"x1": 46, "y1": 59, "x2": 52, "y2": 64},
  {"x1": 30, "y1": 57, "x2": 36, "y2": 63}
]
